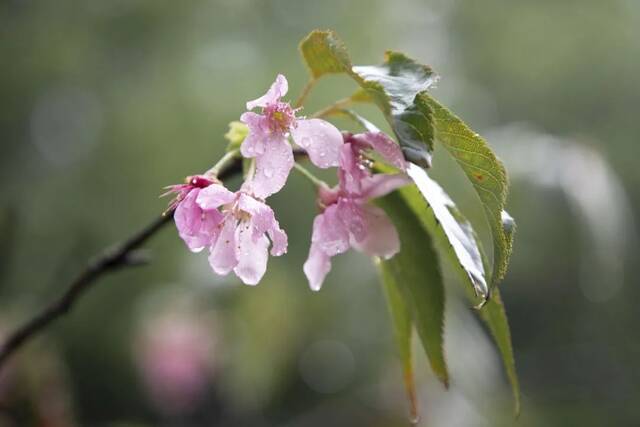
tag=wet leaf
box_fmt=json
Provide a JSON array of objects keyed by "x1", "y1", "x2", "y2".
[
  {"x1": 403, "y1": 163, "x2": 488, "y2": 300},
  {"x1": 377, "y1": 191, "x2": 449, "y2": 387},
  {"x1": 299, "y1": 30, "x2": 437, "y2": 168},
  {"x1": 350, "y1": 52, "x2": 438, "y2": 168},
  {"x1": 372, "y1": 159, "x2": 519, "y2": 412},
  {"x1": 419, "y1": 94, "x2": 515, "y2": 287}
]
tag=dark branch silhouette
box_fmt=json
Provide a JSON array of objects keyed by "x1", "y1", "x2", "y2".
[{"x1": 0, "y1": 159, "x2": 244, "y2": 370}]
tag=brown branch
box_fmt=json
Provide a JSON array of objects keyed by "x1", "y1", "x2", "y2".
[{"x1": 0, "y1": 159, "x2": 244, "y2": 371}]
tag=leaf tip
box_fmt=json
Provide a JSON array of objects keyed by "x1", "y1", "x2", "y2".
[{"x1": 403, "y1": 367, "x2": 420, "y2": 423}]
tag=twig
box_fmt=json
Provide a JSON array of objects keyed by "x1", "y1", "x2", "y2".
[
  {"x1": 0, "y1": 158, "x2": 243, "y2": 371},
  {"x1": 293, "y1": 78, "x2": 317, "y2": 109}
]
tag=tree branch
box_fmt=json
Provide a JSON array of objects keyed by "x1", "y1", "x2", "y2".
[{"x1": 0, "y1": 158, "x2": 244, "y2": 371}]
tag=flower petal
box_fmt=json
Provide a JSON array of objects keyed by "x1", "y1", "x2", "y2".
[
  {"x1": 174, "y1": 189, "x2": 222, "y2": 252},
  {"x1": 237, "y1": 193, "x2": 288, "y2": 256},
  {"x1": 336, "y1": 198, "x2": 367, "y2": 243},
  {"x1": 338, "y1": 143, "x2": 366, "y2": 195},
  {"x1": 234, "y1": 221, "x2": 270, "y2": 285},
  {"x1": 312, "y1": 205, "x2": 350, "y2": 256},
  {"x1": 195, "y1": 184, "x2": 236, "y2": 210},
  {"x1": 246, "y1": 74, "x2": 288, "y2": 110},
  {"x1": 208, "y1": 218, "x2": 238, "y2": 275},
  {"x1": 251, "y1": 135, "x2": 294, "y2": 199},
  {"x1": 360, "y1": 173, "x2": 410, "y2": 200},
  {"x1": 291, "y1": 119, "x2": 343, "y2": 168},
  {"x1": 303, "y1": 242, "x2": 332, "y2": 291},
  {"x1": 240, "y1": 112, "x2": 268, "y2": 158},
  {"x1": 237, "y1": 194, "x2": 273, "y2": 236},
  {"x1": 354, "y1": 132, "x2": 406, "y2": 170},
  {"x1": 268, "y1": 227, "x2": 288, "y2": 257},
  {"x1": 351, "y1": 205, "x2": 400, "y2": 259}
]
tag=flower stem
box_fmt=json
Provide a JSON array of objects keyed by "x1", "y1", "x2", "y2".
[
  {"x1": 207, "y1": 149, "x2": 240, "y2": 177},
  {"x1": 293, "y1": 162, "x2": 326, "y2": 188},
  {"x1": 294, "y1": 78, "x2": 317, "y2": 108},
  {"x1": 310, "y1": 97, "x2": 353, "y2": 119}
]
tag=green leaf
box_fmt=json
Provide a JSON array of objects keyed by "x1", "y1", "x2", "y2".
[
  {"x1": 378, "y1": 260, "x2": 418, "y2": 423},
  {"x1": 403, "y1": 163, "x2": 489, "y2": 300},
  {"x1": 299, "y1": 30, "x2": 437, "y2": 168},
  {"x1": 299, "y1": 29, "x2": 351, "y2": 78},
  {"x1": 350, "y1": 51, "x2": 438, "y2": 168},
  {"x1": 376, "y1": 163, "x2": 518, "y2": 413},
  {"x1": 478, "y1": 288, "x2": 521, "y2": 416},
  {"x1": 377, "y1": 191, "x2": 449, "y2": 387},
  {"x1": 419, "y1": 94, "x2": 515, "y2": 287}
]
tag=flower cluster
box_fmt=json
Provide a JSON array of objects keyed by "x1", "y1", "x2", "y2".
[{"x1": 166, "y1": 75, "x2": 408, "y2": 288}]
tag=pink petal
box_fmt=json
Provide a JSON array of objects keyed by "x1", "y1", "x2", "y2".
[
  {"x1": 312, "y1": 205, "x2": 350, "y2": 256},
  {"x1": 237, "y1": 193, "x2": 288, "y2": 256},
  {"x1": 234, "y1": 221, "x2": 270, "y2": 285},
  {"x1": 268, "y1": 227, "x2": 288, "y2": 257},
  {"x1": 208, "y1": 218, "x2": 238, "y2": 275},
  {"x1": 251, "y1": 135, "x2": 294, "y2": 199},
  {"x1": 338, "y1": 143, "x2": 366, "y2": 195},
  {"x1": 246, "y1": 74, "x2": 288, "y2": 110},
  {"x1": 336, "y1": 198, "x2": 367, "y2": 243},
  {"x1": 354, "y1": 132, "x2": 406, "y2": 170},
  {"x1": 351, "y1": 205, "x2": 400, "y2": 259},
  {"x1": 360, "y1": 173, "x2": 410, "y2": 200},
  {"x1": 174, "y1": 189, "x2": 222, "y2": 252},
  {"x1": 303, "y1": 242, "x2": 332, "y2": 291},
  {"x1": 237, "y1": 194, "x2": 273, "y2": 237},
  {"x1": 195, "y1": 184, "x2": 236, "y2": 210},
  {"x1": 240, "y1": 112, "x2": 268, "y2": 158},
  {"x1": 291, "y1": 119, "x2": 343, "y2": 168},
  {"x1": 318, "y1": 184, "x2": 340, "y2": 207}
]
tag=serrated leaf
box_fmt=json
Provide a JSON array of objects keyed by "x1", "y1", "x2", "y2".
[
  {"x1": 374, "y1": 161, "x2": 518, "y2": 414},
  {"x1": 350, "y1": 52, "x2": 437, "y2": 168},
  {"x1": 470, "y1": 240, "x2": 520, "y2": 416},
  {"x1": 299, "y1": 29, "x2": 351, "y2": 78},
  {"x1": 378, "y1": 260, "x2": 418, "y2": 423},
  {"x1": 377, "y1": 191, "x2": 449, "y2": 387},
  {"x1": 419, "y1": 94, "x2": 514, "y2": 287},
  {"x1": 403, "y1": 163, "x2": 488, "y2": 300},
  {"x1": 299, "y1": 30, "x2": 437, "y2": 169},
  {"x1": 478, "y1": 288, "x2": 521, "y2": 416}
]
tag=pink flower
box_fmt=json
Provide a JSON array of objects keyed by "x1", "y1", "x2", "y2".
[
  {"x1": 303, "y1": 133, "x2": 409, "y2": 291},
  {"x1": 340, "y1": 131, "x2": 407, "y2": 194},
  {"x1": 240, "y1": 74, "x2": 343, "y2": 198},
  {"x1": 167, "y1": 178, "x2": 287, "y2": 285},
  {"x1": 166, "y1": 175, "x2": 224, "y2": 253}
]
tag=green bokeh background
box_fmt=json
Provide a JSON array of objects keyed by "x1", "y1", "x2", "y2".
[{"x1": 1, "y1": 0, "x2": 638, "y2": 425}]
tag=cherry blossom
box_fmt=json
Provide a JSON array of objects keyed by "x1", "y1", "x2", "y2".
[
  {"x1": 240, "y1": 74, "x2": 343, "y2": 198},
  {"x1": 303, "y1": 133, "x2": 409, "y2": 290},
  {"x1": 166, "y1": 178, "x2": 287, "y2": 285}
]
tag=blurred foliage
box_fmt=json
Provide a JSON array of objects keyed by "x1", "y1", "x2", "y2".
[{"x1": 1, "y1": 0, "x2": 639, "y2": 426}]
